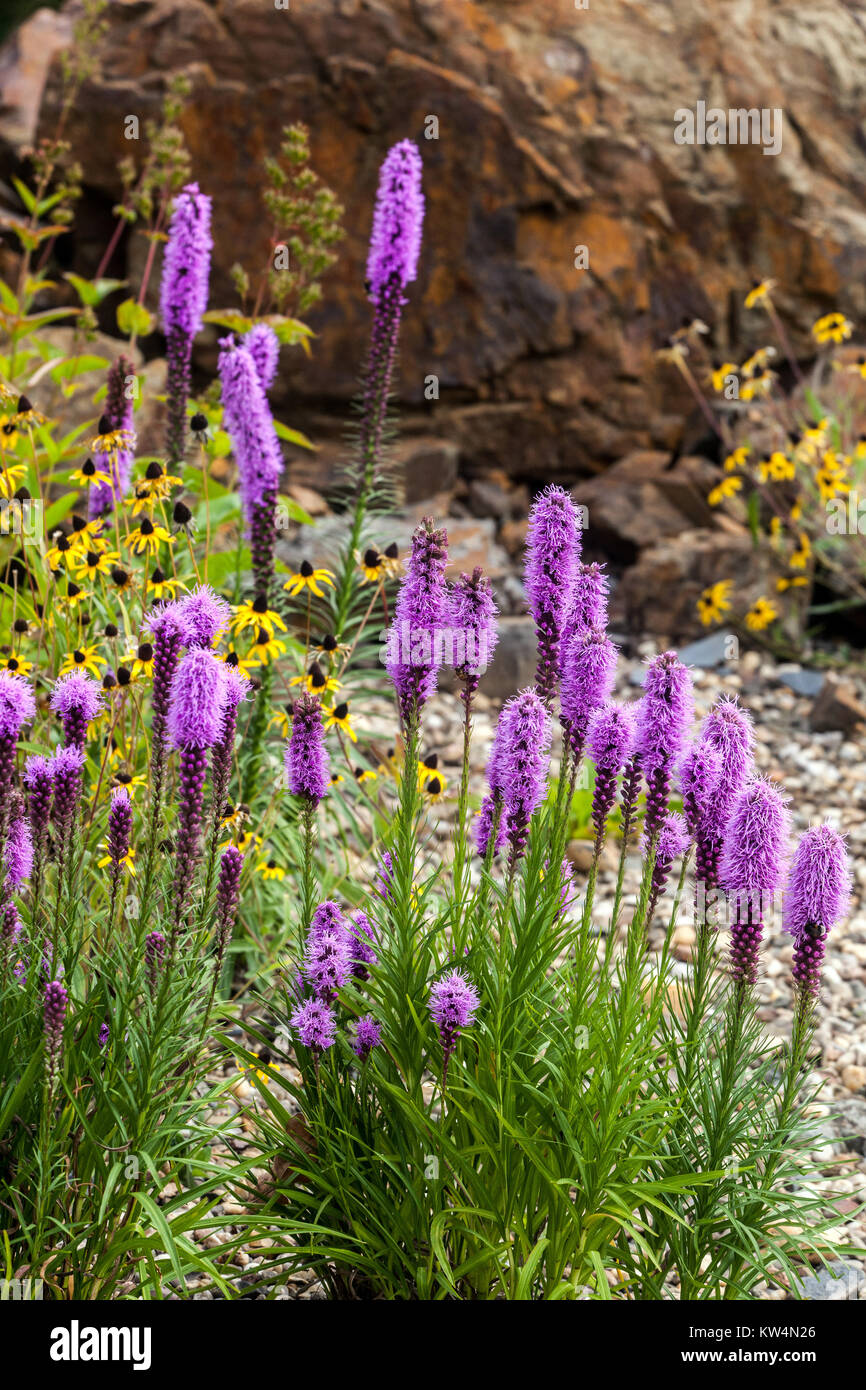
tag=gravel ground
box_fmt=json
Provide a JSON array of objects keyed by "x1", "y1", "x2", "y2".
[{"x1": 179, "y1": 644, "x2": 866, "y2": 1301}]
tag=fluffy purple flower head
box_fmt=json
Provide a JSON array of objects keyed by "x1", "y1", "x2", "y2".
[
  {"x1": 560, "y1": 628, "x2": 618, "y2": 744},
  {"x1": 167, "y1": 648, "x2": 227, "y2": 749},
  {"x1": 146, "y1": 598, "x2": 187, "y2": 644},
  {"x1": 784, "y1": 825, "x2": 851, "y2": 940},
  {"x1": 497, "y1": 688, "x2": 551, "y2": 859},
  {"x1": 23, "y1": 753, "x2": 54, "y2": 790},
  {"x1": 386, "y1": 518, "x2": 450, "y2": 720},
  {"x1": 699, "y1": 695, "x2": 754, "y2": 828},
  {"x1": 636, "y1": 652, "x2": 694, "y2": 777},
  {"x1": 430, "y1": 970, "x2": 480, "y2": 1064},
  {"x1": 587, "y1": 701, "x2": 636, "y2": 773},
  {"x1": 50, "y1": 671, "x2": 103, "y2": 746},
  {"x1": 5, "y1": 814, "x2": 33, "y2": 888},
  {"x1": 218, "y1": 337, "x2": 283, "y2": 517},
  {"x1": 642, "y1": 810, "x2": 690, "y2": 869},
  {"x1": 159, "y1": 181, "x2": 213, "y2": 340},
  {"x1": 290, "y1": 996, "x2": 336, "y2": 1053},
  {"x1": 310, "y1": 899, "x2": 349, "y2": 939},
  {"x1": 679, "y1": 741, "x2": 722, "y2": 840},
  {"x1": 449, "y1": 567, "x2": 499, "y2": 683},
  {"x1": 52, "y1": 744, "x2": 86, "y2": 779},
  {"x1": 721, "y1": 778, "x2": 791, "y2": 903},
  {"x1": 352, "y1": 1014, "x2": 382, "y2": 1061},
  {"x1": 243, "y1": 323, "x2": 280, "y2": 393},
  {"x1": 366, "y1": 140, "x2": 424, "y2": 302},
  {"x1": 304, "y1": 925, "x2": 352, "y2": 1001},
  {"x1": 0, "y1": 671, "x2": 36, "y2": 738},
  {"x1": 286, "y1": 693, "x2": 330, "y2": 804},
  {"x1": 177, "y1": 584, "x2": 231, "y2": 649},
  {"x1": 525, "y1": 485, "x2": 582, "y2": 700},
  {"x1": 561, "y1": 562, "x2": 610, "y2": 651}
]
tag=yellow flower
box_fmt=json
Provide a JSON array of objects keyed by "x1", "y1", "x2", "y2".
[
  {"x1": 740, "y1": 346, "x2": 776, "y2": 377},
  {"x1": 744, "y1": 597, "x2": 778, "y2": 632},
  {"x1": 125, "y1": 518, "x2": 173, "y2": 556},
  {"x1": 73, "y1": 547, "x2": 121, "y2": 580},
  {"x1": 758, "y1": 452, "x2": 795, "y2": 483},
  {"x1": 790, "y1": 500, "x2": 803, "y2": 522},
  {"x1": 69, "y1": 515, "x2": 109, "y2": 551},
  {"x1": 283, "y1": 561, "x2": 336, "y2": 599},
  {"x1": 235, "y1": 831, "x2": 261, "y2": 855},
  {"x1": 789, "y1": 533, "x2": 811, "y2": 570},
  {"x1": 744, "y1": 280, "x2": 775, "y2": 310},
  {"x1": 111, "y1": 768, "x2": 147, "y2": 796},
  {"x1": 418, "y1": 753, "x2": 442, "y2": 789},
  {"x1": 324, "y1": 700, "x2": 357, "y2": 742},
  {"x1": 56, "y1": 580, "x2": 91, "y2": 610},
  {"x1": 132, "y1": 461, "x2": 182, "y2": 505},
  {"x1": 812, "y1": 312, "x2": 853, "y2": 345},
  {"x1": 91, "y1": 425, "x2": 135, "y2": 460},
  {"x1": 98, "y1": 847, "x2": 136, "y2": 875},
  {"x1": 230, "y1": 596, "x2": 287, "y2": 640},
  {"x1": 220, "y1": 648, "x2": 256, "y2": 677},
  {"x1": 290, "y1": 660, "x2": 340, "y2": 697},
  {"x1": 708, "y1": 476, "x2": 742, "y2": 506},
  {"x1": 423, "y1": 772, "x2": 446, "y2": 803},
  {"x1": 70, "y1": 458, "x2": 112, "y2": 488},
  {"x1": 776, "y1": 576, "x2": 808, "y2": 592},
  {"x1": 0, "y1": 461, "x2": 27, "y2": 497},
  {"x1": 269, "y1": 707, "x2": 291, "y2": 739},
  {"x1": 59, "y1": 645, "x2": 103, "y2": 679},
  {"x1": 740, "y1": 372, "x2": 774, "y2": 400},
  {"x1": 769, "y1": 516, "x2": 782, "y2": 541},
  {"x1": 146, "y1": 566, "x2": 182, "y2": 600},
  {"x1": 353, "y1": 765, "x2": 377, "y2": 785},
  {"x1": 255, "y1": 858, "x2": 285, "y2": 882},
  {"x1": 847, "y1": 356, "x2": 866, "y2": 380},
  {"x1": 723, "y1": 446, "x2": 750, "y2": 473},
  {"x1": 696, "y1": 580, "x2": 732, "y2": 627},
  {"x1": 45, "y1": 533, "x2": 77, "y2": 570},
  {"x1": 235, "y1": 1056, "x2": 273, "y2": 1087},
  {"x1": 128, "y1": 641, "x2": 155, "y2": 680},
  {"x1": 313, "y1": 632, "x2": 350, "y2": 660},
  {"x1": 710, "y1": 362, "x2": 738, "y2": 393},
  {"x1": 381, "y1": 541, "x2": 402, "y2": 578},
  {"x1": 0, "y1": 414, "x2": 20, "y2": 452},
  {"x1": 357, "y1": 546, "x2": 387, "y2": 584},
  {"x1": 0, "y1": 654, "x2": 32, "y2": 677},
  {"x1": 245, "y1": 627, "x2": 287, "y2": 667}
]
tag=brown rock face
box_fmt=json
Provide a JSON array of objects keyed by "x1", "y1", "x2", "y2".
[{"x1": 4, "y1": 0, "x2": 866, "y2": 497}]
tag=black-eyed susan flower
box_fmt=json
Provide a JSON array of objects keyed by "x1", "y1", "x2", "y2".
[
  {"x1": 73, "y1": 547, "x2": 121, "y2": 580},
  {"x1": 0, "y1": 414, "x2": 20, "y2": 452},
  {"x1": 708, "y1": 476, "x2": 742, "y2": 506},
  {"x1": 268, "y1": 706, "x2": 291, "y2": 739},
  {"x1": 235, "y1": 830, "x2": 261, "y2": 855},
  {"x1": 171, "y1": 499, "x2": 196, "y2": 537},
  {"x1": 283, "y1": 560, "x2": 335, "y2": 598},
  {"x1": 710, "y1": 361, "x2": 738, "y2": 393},
  {"x1": 230, "y1": 593, "x2": 287, "y2": 640},
  {"x1": 744, "y1": 279, "x2": 775, "y2": 310},
  {"x1": 146, "y1": 566, "x2": 182, "y2": 600},
  {"x1": 745, "y1": 597, "x2": 778, "y2": 632},
  {"x1": 723, "y1": 446, "x2": 750, "y2": 473},
  {"x1": 358, "y1": 546, "x2": 386, "y2": 583},
  {"x1": 129, "y1": 642, "x2": 154, "y2": 679},
  {"x1": 111, "y1": 765, "x2": 147, "y2": 796},
  {"x1": 13, "y1": 395, "x2": 46, "y2": 428},
  {"x1": 70, "y1": 457, "x2": 112, "y2": 489},
  {"x1": 0, "y1": 460, "x2": 27, "y2": 497},
  {"x1": 757, "y1": 452, "x2": 795, "y2": 483},
  {"x1": 45, "y1": 532, "x2": 77, "y2": 569},
  {"x1": 132, "y1": 460, "x2": 183, "y2": 507},
  {"x1": 740, "y1": 346, "x2": 776, "y2": 377},
  {"x1": 313, "y1": 632, "x2": 350, "y2": 661},
  {"x1": 290, "y1": 659, "x2": 340, "y2": 698},
  {"x1": 110, "y1": 565, "x2": 135, "y2": 594},
  {"x1": 328, "y1": 771, "x2": 345, "y2": 788},
  {"x1": 70, "y1": 513, "x2": 108, "y2": 552},
  {"x1": 246, "y1": 625, "x2": 287, "y2": 667},
  {"x1": 418, "y1": 752, "x2": 441, "y2": 789},
  {"x1": 126, "y1": 516, "x2": 173, "y2": 556},
  {"x1": 59, "y1": 645, "x2": 103, "y2": 679},
  {"x1": 353, "y1": 764, "x2": 377, "y2": 786},
  {"x1": 220, "y1": 647, "x2": 256, "y2": 677},
  {"x1": 0, "y1": 653, "x2": 32, "y2": 677},
  {"x1": 696, "y1": 580, "x2": 732, "y2": 627},
  {"x1": 812, "y1": 312, "x2": 853, "y2": 345},
  {"x1": 98, "y1": 845, "x2": 136, "y2": 875},
  {"x1": 423, "y1": 773, "x2": 446, "y2": 803},
  {"x1": 189, "y1": 411, "x2": 210, "y2": 441},
  {"x1": 776, "y1": 575, "x2": 809, "y2": 592},
  {"x1": 255, "y1": 857, "x2": 286, "y2": 882},
  {"x1": 324, "y1": 701, "x2": 357, "y2": 742},
  {"x1": 382, "y1": 541, "x2": 402, "y2": 578},
  {"x1": 90, "y1": 415, "x2": 135, "y2": 462},
  {"x1": 740, "y1": 371, "x2": 774, "y2": 401},
  {"x1": 56, "y1": 580, "x2": 91, "y2": 611},
  {"x1": 789, "y1": 533, "x2": 811, "y2": 570}
]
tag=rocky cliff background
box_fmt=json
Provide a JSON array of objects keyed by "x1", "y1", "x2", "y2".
[{"x1": 3, "y1": 0, "x2": 866, "y2": 640}]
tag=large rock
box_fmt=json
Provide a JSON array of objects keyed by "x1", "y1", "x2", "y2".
[{"x1": 5, "y1": 0, "x2": 866, "y2": 486}]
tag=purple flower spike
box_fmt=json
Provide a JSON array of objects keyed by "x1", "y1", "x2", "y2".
[
  {"x1": 450, "y1": 567, "x2": 499, "y2": 696},
  {"x1": 310, "y1": 900, "x2": 349, "y2": 938},
  {"x1": 430, "y1": 970, "x2": 480, "y2": 1083},
  {"x1": 699, "y1": 696, "x2": 754, "y2": 822},
  {"x1": 497, "y1": 688, "x2": 551, "y2": 863},
  {"x1": 5, "y1": 813, "x2": 33, "y2": 888},
  {"x1": 0, "y1": 670, "x2": 36, "y2": 739},
  {"x1": 167, "y1": 649, "x2": 227, "y2": 750},
  {"x1": 43, "y1": 979, "x2": 67, "y2": 1083},
  {"x1": 89, "y1": 357, "x2": 135, "y2": 518},
  {"x1": 23, "y1": 753, "x2": 54, "y2": 846},
  {"x1": 51, "y1": 745, "x2": 86, "y2": 848},
  {"x1": 352, "y1": 1014, "x2": 382, "y2": 1061},
  {"x1": 177, "y1": 584, "x2": 232, "y2": 650},
  {"x1": 304, "y1": 922, "x2": 352, "y2": 1001},
  {"x1": 107, "y1": 787, "x2": 133, "y2": 867},
  {"x1": 373, "y1": 851, "x2": 395, "y2": 903},
  {"x1": 349, "y1": 909, "x2": 378, "y2": 980},
  {"x1": 560, "y1": 627, "x2": 618, "y2": 760},
  {"x1": 215, "y1": 844, "x2": 243, "y2": 960},
  {"x1": 386, "y1": 517, "x2": 450, "y2": 723},
  {"x1": 525, "y1": 485, "x2": 582, "y2": 702},
  {"x1": 475, "y1": 794, "x2": 506, "y2": 858},
  {"x1": 291, "y1": 996, "x2": 336, "y2": 1053},
  {"x1": 784, "y1": 825, "x2": 851, "y2": 1000},
  {"x1": 635, "y1": 652, "x2": 694, "y2": 839},
  {"x1": 218, "y1": 337, "x2": 283, "y2": 516},
  {"x1": 144, "y1": 930, "x2": 166, "y2": 994},
  {"x1": 587, "y1": 701, "x2": 636, "y2": 840},
  {"x1": 722, "y1": 778, "x2": 791, "y2": 989},
  {"x1": 160, "y1": 181, "x2": 213, "y2": 465},
  {"x1": 561, "y1": 562, "x2": 610, "y2": 652},
  {"x1": 243, "y1": 323, "x2": 280, "y2": 393},
  {"x1": 286, "y1": 693, "x2": 330, "y2": 805},
  {"x1": 366, "y1": 140, "x2": 424, "y2": 304},
  {"x1": 642, "y1": 810, "x2": 690, "y2": 917},
  {"x1": 679, "y1": 742, "x2": 723, "y2": 887},
  {"x1": 50, "y1": 671, "x2": 103, "y2": 748},
  {"x1": 147, "y1": 602, "x2": 186, "y2": 721},
  {"x1": 98, "y1": 1023, "x2": 110, "y2": 1050}
]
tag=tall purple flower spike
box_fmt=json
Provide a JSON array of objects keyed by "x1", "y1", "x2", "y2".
[
  {"x1": 635, "y1": 651, "x2": 694, "y2": 840},
  {"x1": 167, "y1": 649, "x2": 227, "y2": 928},
  {"x1": 366, "y1": 140, "x2": 424, "y2": 305},
  {"x1": 642, "y1": 811, "x2": 690, "y2": 925},
  {"x1": 587, "y1": 701, "x2": 636, "y2": 842},
  {"x1": 243, "y1": 322, "x2": 280, "y2": 393},
  {"x1": 497, "y1": 687, "x2": 551, "y2": 864},
  {"x1": 218, "y1": 336, "x2": 283, "y2": 601},
  {"x1": 51, "y1": 745, "x2": 86, "y2": 853},
  {"x1": 144, "y1": 930, "x2": 166, "y2": 994},
  {"x1": 386, "y1": 517, "x2": 450, "y2": 724},
  {"x1": 0, "y1": 671, "x2": 35, "y2": 818},
  {"x1": 450, "y1": 567, "x2": 499, "y2": 700},
  {"x1": 430, "y1": 970, "x2": 479, "y2": 1085},
  {"x1": 44, "y1": 979, "x2": 67, "y2": 1085},
  {"x1": 679, "y1": 741, "x2": 723, "y2": 889},
  {"x1": 50, "y1": 671, "x2": 103, "y2": 748},
  {"x1": 784, "y1": 825, "x2": 851, "y2": 1000},
  {"x1": 160, "y1": 181, "x2": 213, "y2": 465},
  {"x1": 286, "y1": 693, "x2": 330, "y2": 805},
  {"x1": 215, "y1": 844, "x2": 243, "y2": 967},
  {"x1": 107, "y1": 787, "x2": 133, "y2": 867},
  {"x1": 352, "y1": 1014, "x2": 382, "y2": 1061},
  {"x1": 525, "y1": 485, "x2": 581, "y2": 703},
  {"x1": 561, "y1": 561, "x2": 610, "y2": 653},
  {"x1": 560, "y1": 627, "x2": 618, "y2": 761},
  {"x1": 721, "y1": 778, "x2": 791, "y2": 989},
  {"x1": 89, "y1": 357, "x2": 135, "y2": 518},
  {"x1": 5, "y1": 812, "x2": 33, "y2": 888}
]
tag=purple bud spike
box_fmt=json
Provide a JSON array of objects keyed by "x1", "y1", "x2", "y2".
[
  {"x1": 51, "y1": 745, "x2": 86, "y2": 848},
  {"x1": 721, "y1": 778, "x2": 791, "y2": 989},
  {"x1": 635, "y1": 652, "x2": 694, "y2": 839},
  {"x1": 44, "y1": 979, "x2": 67, "y2": 1083},
  {"x1": 587, "y1": 701, "x2": 636, "y2": 840},
  {"x1": 497, "y1": 688, "x2": 551, "y2": 864},
  {"x1": 286, "y1": 693, "x2": 330, "y2": 805},
  {"x1": 642, "y1": 811, "x2": 690, "y2": 924},
  {"x1": 525, "y1": 485, "x2": 581, "y2": 702},
  {"x1": 560, "y1": 627, "x2": 618, "y2": 759},
  {"x1": 349, "y1": 909, "x2": 378, "y2": 980},
  {"x1": 679, "y1": 741, "x2": 723, "y2": 887},
  {"x1": 144, "y1": 930, "x2": 166, "y2": 993},
  {"x1": 784, "y1": 825, "x2": 851, "y2": 1000},
  {"x1": 107, "y1": 787, "x2": 132, "y2": 866},
  {"x1": 215, "y1": 844, "x2": 243, "y2": 959},
  {"x1": 449, "y1": 567, "x2": 499, "y2": 697},
  {"x1": 386, "y1": 517, "x2": 450, "y2": 723}
]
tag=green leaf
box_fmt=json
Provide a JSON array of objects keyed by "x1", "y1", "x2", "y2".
[
  {"x1": 273, "y1": 419, "x2": 315, "y2": 450},
  {"x1": 116, "y1": 297, "x2": 156, "y2": 337},
  {"x1": 65, "y1": 273, "x2": 127, "y2": 308},
  {"x1": 11, "y1": 177, "x2": 37, "y2": 216}
]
